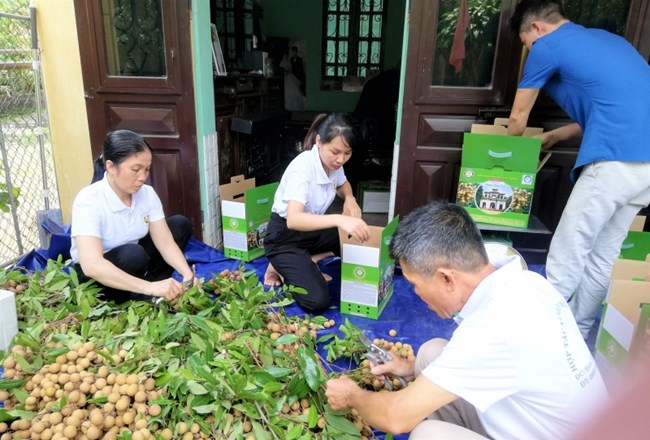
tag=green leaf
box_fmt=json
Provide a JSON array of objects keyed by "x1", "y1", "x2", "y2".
[
  {"x1": 186, "y1": 381, "x2": 209, "y2": 395},
  {"x1": 0, "y1": 379, "x2": 27, "y2": 390},
  {"x1": 192, "y1": 403, "x2": 221, "y2": 414},
  {"x1": 297, "y1": 346, "x2": 322, "y2": 391},
  {"x1": 307, "y1": 403, "x2": 319, "y2": 429},
  {"x1": 262, "y1": 381, "x2": 283, "y2": 394},
  {"x1": 324, "y1": 412, "x2": 361, "y2": 436},
  {"x1": 287, "y1": 374, "x2": 309, "y2": 399},
  {"x1": 190, "y1": 332, "x2": 207, "y2": 352},
  {"x1": 263, "y1": 366, "x2": 293, "y2": 379},
  {"x1": 252, "y1": 420, "x2": 271, "y2": 440},
  {"x1": 274, "y1": 334, "x2": 299, "y2": 345},
  {"x1": 285, "y1": 424, "x2": 303, "y2": 440}
]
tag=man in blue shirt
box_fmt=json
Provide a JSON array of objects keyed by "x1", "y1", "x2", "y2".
[{"x1": 507, "y1": 0, "x2": 650, "y2": 337}]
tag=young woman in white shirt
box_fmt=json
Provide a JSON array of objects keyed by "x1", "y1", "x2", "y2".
[
  {"x1": 263, "y1": 113, "x2": 371, "y2": 312},
  {"x1": 70, "y1": 130, "x2": 195, "y2": 304}
]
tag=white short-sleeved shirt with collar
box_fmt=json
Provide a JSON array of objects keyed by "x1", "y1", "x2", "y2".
[
  {"x1": 272, "y1": 145, "x2": 347, "y2": 218},
  {"x1": 70, "y1": 173, "x2": 165, "y2": 264},
  {"x1": 422, "y1": 256, "x2": 608, "y2": 440}
]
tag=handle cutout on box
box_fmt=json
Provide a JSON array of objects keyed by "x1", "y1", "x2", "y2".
[
  {"x1": 488, "y1": 150, "x2": 513, "y2": 159},
  {"x1": 621, "y1": 243, "x2": 634, "y2": 250},
  {"x1": 256, "y1": 197, "x2": 269, "y2": 204}
]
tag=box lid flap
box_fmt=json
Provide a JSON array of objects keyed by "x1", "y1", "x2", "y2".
[{"x1": 462, "y1": 132, "x2": 542, "y2": 172}]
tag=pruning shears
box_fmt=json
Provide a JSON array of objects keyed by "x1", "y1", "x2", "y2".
[
  {"x1": 358, "y1": 331, "x2": 408, "y2": 391},
  {"x1": 152, "y1": 264, "x2": 196, "y2": 305}
]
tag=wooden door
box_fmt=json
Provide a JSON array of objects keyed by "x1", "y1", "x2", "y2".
[
  {"x1": 74, "y1": 0, "x2": 202, "y2": 239},
  {"x1": 397, "y1": 0, "x2": 650, "y2": 237}
]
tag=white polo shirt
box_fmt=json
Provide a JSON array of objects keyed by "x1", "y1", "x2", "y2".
[
  {"x1": 272, "y1": 146, "x2": 347, "y2": 217},
  {"x1": 422, "y1": 257, "x2": 608, "y2": 440},
  {"x1": 70, "y1": 173, "x2": 165, "y2": 264}
]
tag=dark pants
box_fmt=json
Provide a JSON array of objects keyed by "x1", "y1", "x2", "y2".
[
  {"x1": 75, "y1": 215, "x2": 192, "y2": 304},
  {"x1": 263, "y1": 213, "x2": 340, "y2": 312}
]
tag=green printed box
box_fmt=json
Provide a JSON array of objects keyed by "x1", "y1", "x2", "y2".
[
  {"x1": 594, "y1": 259, "x2": 650, "y2": 387},
  {"x1": 338, "y1": 216, "x2": 399, "y2": 319},
  {"x1": 220, "y1": 175, "x2": 278, "y2": 262},
  {"x1": 619, "y1": 231, "x2": 650, "y2": 261},
  {"x1": 619, "y1": 216, "x2": 650, "y2": 261},
  {"x1": 456, "y1": 131, "x2": 542, "y2": 229}
]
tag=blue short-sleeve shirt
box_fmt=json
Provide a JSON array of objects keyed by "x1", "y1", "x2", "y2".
[{"x1": 519, "y1": 22, "x2": 650, "y2": 180}]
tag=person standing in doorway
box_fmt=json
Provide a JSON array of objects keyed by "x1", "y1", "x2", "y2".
[{"x1": 507, "y1": 0, "x2": 650, "y2": 337}]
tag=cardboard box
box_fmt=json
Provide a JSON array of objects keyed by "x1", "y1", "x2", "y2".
[
  {"x1": 456, "y1": 123, "x2": 543, "y2": 228},
  {"x1": 0, "y1": 289, "x2": 18, "y2": 351},
  {"x1": 220, "y1": 175, "x2": 278, "y2": 261},
  {"x1": 339, "y1": 216, "x2": 399, "y2": 319},
  {"x1": 356, "y1": 180, "x2": 390, "y2": 214},
  {"x1": 594, "y1": 258, "x2": 650, "y2": 387},
  {"x1": 619, "y1": 215, "x2": 650, "y2": 261}
]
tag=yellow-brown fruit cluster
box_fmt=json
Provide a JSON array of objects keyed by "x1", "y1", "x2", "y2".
[
  {"x1": 1, "y1": 278, "x2": 27, "y2": 293},
  {"x1": 356, "y1": 338, "x2": 415, "y2": 391},
  {"x1": 457, "y1": 183, "x2": 477, "y2": 205},
  {"x1": 511, "y1": 188, "x2": 532, "y2": 213},
  {"x1": 0, "y1": 342, "x2": 174, "y2": 440}
]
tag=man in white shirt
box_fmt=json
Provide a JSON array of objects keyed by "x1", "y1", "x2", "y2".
[{"x1": 326, "y1": 202, "x2": 608, "y2": 439}]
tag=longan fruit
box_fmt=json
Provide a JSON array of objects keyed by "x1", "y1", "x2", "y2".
[
  {"x1": 115, "y1": 397, "x2": 130, "y2": 412},
  {"x1": 126, "y1": 383, "x2": 139, "y2": 397},
  {"x1": 160, "y1": 428, "x2": 173, "y2": 440},
  {"x1": 86, "y1": 425, "x2": 102, "y2": 440},
  {"x1": 97, "y1": 366, "x2": 109, "y2": 378},
  {"x1": 62, "y1": 424, "x2": 77, "y2": 439},
  {"x1": 122, "y1": 410, "x2": 135, "y2": 426},
  {"x1": 148, "y1": 404, "x2": 161, "y2": 416},
  {"x1": 389, "y1": 329, "x2": 397, "y2": 337},
  {"x1": 176, "y1": 422, "x2": 188, "y2": 434},
  {"x1": 134, "y1": 419, "x2": 148, "y2": 430}
]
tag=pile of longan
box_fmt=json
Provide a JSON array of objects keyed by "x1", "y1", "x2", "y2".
[{"x1": 0, "y1": 342, "x2": 176, "y2": 440}]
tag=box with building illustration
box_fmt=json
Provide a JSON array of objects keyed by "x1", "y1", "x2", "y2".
[
  {"x1": 594, "y1": 257, "x2": 650, "y2": 387},
  {"x1": 619, "y1": 216, "x2": 650, "y2": 261},
  {"x1": 220, "y1": 175, "x2": 278, "y2": 261},
  {"x1": 338, "y1": 216, "x2": 399, "y2": 319},
  {"x1": 456, "y1": 126, "x2": 542, "y2": 229}
]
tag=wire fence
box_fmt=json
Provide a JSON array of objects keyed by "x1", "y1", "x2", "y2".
[{"x1": 1, "y1": 3, "x2": 60, "y2": 267}]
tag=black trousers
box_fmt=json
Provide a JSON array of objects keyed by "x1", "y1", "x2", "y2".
[
  {"x1": 263, "y1": 213, "x2": 340, "y2": 312},
  {"x1": 74, "y1": 215, "x2": 192, "y2": 304}
]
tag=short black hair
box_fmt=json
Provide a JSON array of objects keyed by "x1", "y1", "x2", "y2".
[
  {"x1": 390, "y1": 202, "x2": 488, "y2": 276},
  {"x1": 510, "y1": 0, "x2": 566, "y2": 35}
]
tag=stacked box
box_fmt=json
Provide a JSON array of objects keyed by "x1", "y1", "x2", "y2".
[
  {"x1": 619, "y1": 215, "x2": 650, "y2": 261},
  {"x1": 356, "y1": 180, "x2": 390, "y2": 214},
  {"x1": 339, "y1": 216, "x2": 399, "y2": 319},
  {"x1": 0, "y1": 289, "x2": 18, "y2": 351},
  {"x1": 220, "y1": 175, "x2": 278, "y2": 261},
  {"x1": 456, "y1": 131, "x2": 542, "y2": 229},
  {"x1": 594, "y1": 257, "x2": 650, "y2": 388}
]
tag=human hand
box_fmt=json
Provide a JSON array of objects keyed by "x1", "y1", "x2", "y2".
[
  {"x1": 325, "y1": 376, "x2": 360, "y2": 411},
  {"x1": 339, "y1": 216, "x2": 371, "y2": 242},
  {"x1": 535, "y1": 131, "x2": 557, "y2": 151},
  {"x1": 343, "y1": 197, "x2": 362, "y2": 218},
  {"x1": 370, "y1": 354, "x2": 415, "y2": 381},
  {"x1": 146, "y1": 278, "x2": 184, "y2": 301}
]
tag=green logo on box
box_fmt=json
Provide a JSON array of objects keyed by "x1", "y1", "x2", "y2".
[
  {"x1": 354, "y1": 267, "x2": 365, "y2": 278},
  {"x1": 229, "y1": 218, "x2": 238, "y2": 229}
]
